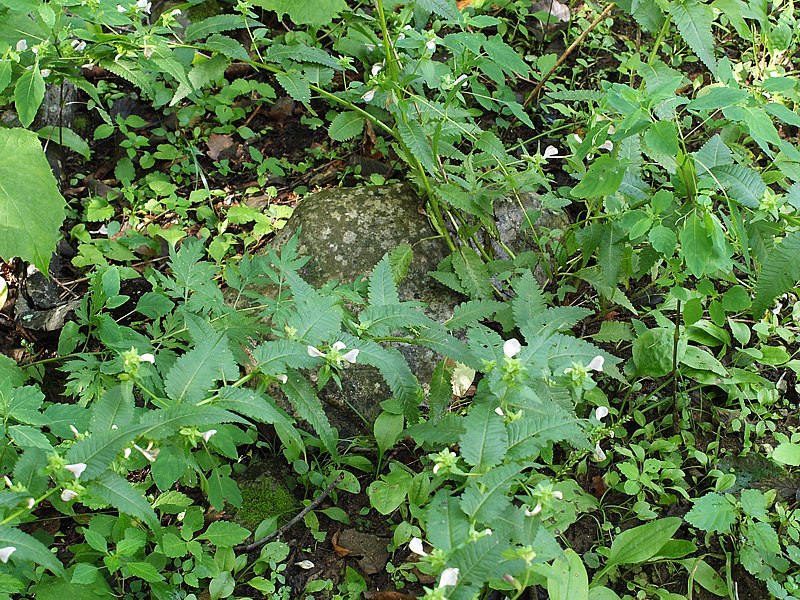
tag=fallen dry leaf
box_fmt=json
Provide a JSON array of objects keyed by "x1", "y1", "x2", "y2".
[
  {"x1": 365, "y1": 593, "x2": 418, "y2": 600},
  {"x1": 206, "y1": 133, "x2": 242, "y2": 161},
  {"x1": 331, "y1": 530, "x2": 351, "y2": 557}
]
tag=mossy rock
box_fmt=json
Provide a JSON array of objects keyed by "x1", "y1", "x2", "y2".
[{"x1": 233, "y1": 458, "x2": 300, "y2": 530}]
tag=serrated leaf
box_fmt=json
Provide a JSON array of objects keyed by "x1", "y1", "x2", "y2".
[
  {"x1": 425, "y1": 489, "x2": 469, "y2": 551},
  {"x1": 185, "y1": 14, "x2": 252, "y2": 43},
  {"x1": 328, "y1": 111, "x2": 365, "y2": 142},
  {"x1": 197, "y1": 521, "x2": 251, "y2": 547},
  {"x1": 448, "y1": 535, "x2": 504, "y2": 600},
  {"x1": 684, "y1": 492, "x2": 736, "y2": 534},
  {"x1": 139, "y1": 405, "x2": 246, "y2": 441},
  {"x1": 0, "y1": 525, "x2": 64, "y2": 576},
  {"x1": 203, "y1": 34, "x2": 250, "y2": 61},
  {"x1": 0, "y1": 129, "x2": 66, "y2": 273},
  {"x1": 506, "y1": 406, "x2": 587, "y2": 461},
  {"x1": 428, "y1": 360, "x2": 453, "y2": 421},
  {"x1": 415, "y1": 0, "x2": 462, "y2": 20},
  {"x1": 252, "y1": 0, "x2": 347, "y2": 26},
  {"x1": 511, "y1": 270, "x2": 547, "y2": 331},
  {"x1": 14, "y1": 66, "x2": 45, "y2": 128},
  {"x1": 8, "y1": 425, "x2": 52, "y2": 450},
  {"x1": 252, "y1": 340, "x2": 318, "y2": 376},
  {"x1": 460, "y1": 463, "x2": 522, "y2": 523},
  {"x1": 693, "y1": 134, "x2": 733, "y2": 176},
  {"x1": 459, "y1": 397, "x2": 507, "y2": 470},
  {"x1": 395, "y1": 115, "x2": 436, "y2": 175},
  {"x1": 445, "y1": 299, "x2": 502, "y2": 330},
  {"x1": 368, "y1": 254, "x2": 400, "y2": 306},
  {"x1": 452, "y1": 247, "x2": 492, "y2": 300},
  {"x1": 752, "y1": 231, "x2": 800, "y2": 316},
  {"x1": 547, "y1": 333, "x2": 623, "y2": 382},
  {"x1": 66, "y1": 425, "x2": 149, "y2": 480},
  {"x1": 86, "y1": 472, "x2": 159, "y2": 531},
  {"x1": 670, "y1": 0, "x2": 717, "y2": 74},
  {"x1": 710, "y1": 164, "x2": 766, "y2": 208},
  {"x1": 389, "y1": 244, "x2": 413, "y2": 283},
  {"x1": 360, "y1": 304, "x2": 433, "y2": 336},
  {"x1": 164, "y1": 333, "x2": 239, "y2": 404},
  {"x1": 89, "y1": 384, "x2": 134, "y2": 432},
  {"x1": 282, "y1": 370, "x2": 337, "y2": 454},
  {"x1": 99, "y1": 60, "x2": 154, "y2": 97},
  {"x1": 276, "y1": 71, "x2": 311, "y2": 103}
]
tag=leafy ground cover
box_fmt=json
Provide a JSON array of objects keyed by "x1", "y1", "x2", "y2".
[{"x1": 2, "y1": 0, "x2": 800, "y2": 598}]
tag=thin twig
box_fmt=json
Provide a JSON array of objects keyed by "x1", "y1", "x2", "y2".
[
  {"x1": 237, "y1": 473, "x2": 344, "y2": 553},
  {"x1": 524, "y1": 2, "x2": 616, "y2": 107}
]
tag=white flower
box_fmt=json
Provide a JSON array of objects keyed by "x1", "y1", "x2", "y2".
[
  {"x1": 332, "y1": 341, "x2": 347, "y2": 352},
  {"x1": 307, "y1": 345, "x2": 325, "y2": 358},
  {"x1": 65, "y1": 463, "x2": 87, "y2": 479},
  {"x1": 371, "y1": 63, "x2": 383, "y2": 77},
  {"x1": 201, "y1": 430, "x2": 217, "y2": 443},
  {"x1": 587, "y1": 355, "x2": 604, "y2": 372},
  {"x1": 40, "y1": 69, "x2": 51, "y2": 78},
  {"x1": 483, "y1": 529, "x2": 492, "y2": 536},
  {"x1": 71, "y1": 40, "x2": 87, "y2": 52},
  {"x1": 137, "y1": 0, "x2": 151, "y2": 13},
  {"x1": 593, "y1": 442, "x2": 606, "y2": 462},
  {"x1": 81, "y1": 62, "x2": 95, "y2": 69},
  {"x1": 139, "y1": 353, "x2": 155, "y2": 364},
  {"x1": 133, "y1": 442, "x2": 159, "y2": 462},
  {"x1": 117, "y1": 4, "x2": 126, "y2": 12},
  {"x1": 111, "y1": 424, "x2": 118, "y2": 430},
  {"x1": 599, "y1": 140, "x2": 614, "y2": 151},
  {"x1": 16, "y1": 39, "x2": 27, "y2": 52},
  {"x1": 123, "y1": 448, "x2": 132, "y2": 459},
  {"x1": 361, "y1": 89, "x2": 375, "y2": 102},
  {"x1": 342, "y1": 349, "x2": 359, "y2": 364},
  {"x1": 276, "y1": 374, "x2": 288, "y2": 384},
  {"x1": 432, "y1": 463, "x2": 442, "y2": 474},
  {"x1": 0, "y1": 547, "x2": 15, "y2": 563},
  {"x1": 439, "y1": 567, "x2": 459, "y2": 588},
  {"x1": 26, "y1": 498, "x2": 34, "y2": 509},
  {"x1": 454, "y1": 74, "x2": 468, "y2": 87},
  {"x1": 495, "y1": 406, "x2": 504, "y2": 417},
  {"x1": 295, "y1": 560, "x2": 315, "y2": 569},
  {"x1": 525, "y1": 503, "x2": 542, "y2": 517},
  {"x1": 409, "y1": 537, "x2": 428, "y2": 557},
  {"x1": 3, "y1": 476, "x2": 12, "y2": 488},
  {"x1": 69, "y1": 424, "x2": 80, "y2": 438},
  {"x1": 170, "y1": 9, "x2": 182, "y2": 16},
  {"x1": 61, "y1": 489, "x2": 78, "y2": 502},
  {"x1": 552, "y1": 490, "x2": 563, "y2": 500},
  {"x1": 426, "y1": 38, "x2": 437, "y2": 51},
  {"x1": 543, "y1": 145, "x2": 562, "y2": 160},
  {"x1": 503, "y1": 338, "x2": 521, "y2": 358},
  {"x1": 572, "y1": 133, "x2": 583, "y2": 144},
  {"x1": 595, "y1": 406, "x2": 609, "y2": 421}
]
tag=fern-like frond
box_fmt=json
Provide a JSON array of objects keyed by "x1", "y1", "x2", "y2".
[{"x1": 753, "y1": 231, "x2": 800, "y2": 316}]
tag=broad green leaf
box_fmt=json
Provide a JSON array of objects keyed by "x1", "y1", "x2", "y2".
[
  {"x1": 396, "y1": 116, "x2": 436, "y2": 175},
  {"x1": 710, "y1": 164, "x2": 766, "y2": 208},
  {"x1": 602, "y1": 517, "x2": 682, "y2": 572},
  {"x1": 86, "y1": 472, "x2": 160, "y2": 531},
  {"x1": 415, "y1": 0, "x2": 462, "y2": 21},
  {"x1": 548, "y1": 549, "x2": 589, "y2": 600},
  {"x1": 89, "y1": 384, "x2": 134, "y2": 432},
  {"x1": 203, "y1": 34, "x2": 250, "y2": 62},
  {"x1": 37, "y1": 126, "x2": 90, "y2": 159},
  {"x1": 670, "y1": 0, "x2": 717, "y2": 74},
  {"x1": 752, "y1": 231, "x2": 800, "y2": 316},
  {"x1": 368, "y1": 466, "x2": 412, "y2": 514},
  {"x1": 680, "y1": 345, "x2": 727, "y2": 375},
  {"x1": 124, "y1": 561, "x2": 164, "y2": 583},
  {"x1": 276, "y1": 71, "x2": 311, "y2": 103},
  {"x1": 684, "y1": 492, "x2": 736, "y2": 534},
  {"x1": 0, "y1": 525, "x2": 64, "y2": 576},
  {"x1": 644, "y1": 120, "x2": 679, "y2": 156},
  {"x1": 164, "y1": 333, "x2": 239, "y2": 404},
  {"x1": 460, "y1": 464, "x2": 522, "y2": 523},
  {"x1": 678, "y1": 558, "x2": 728, "y2": 596},
  {"x1": 197, "y1": 521, "x2": 251, "y2": 548},
  {"x1": 328, "y1": 111, "x2": 365, "y2": 142},
  {"x1": 448, "y1": 534, "x2": 504, "y2": 600},
  {"x1": 425, "y1": 489, "x2": 470, "y2": 551},
  {"x1": 772, "y1": 442, "x2": 800, "y2": 467},
  {"x1": 252, "y1": 0, "x2": 347, "y2": 26},
  {"x1": 8, "y1": 424, "x2": 51, "y2": 450},
  {"x1": 66, "y1": 425, "x2": 149, "y2": 480},
  {"x1": 206, "y1": 467, "x2": 242, "y2": 510},
  {"x1": 14, "y1": 65, "x2": 45, "y2": 127},
  {"x1": 632, "y1": 327, "x2": 685, "y2": 378},
  {"x1": 571, "y1": 155, "x2": 627, "y2": 199},
  {"x1": 185, "y1": 14, "x2": 251, "y2": 42},
  {"x1": 680, "y1": 212, "x2": 713, "y2": 278},
  {"x1": 459, "y1": 398, "x2": 507, "y2": 470},
  {"x1": 0, "y1": 128, "x2": 66, "y2": 273},
  {"x1": 0, "y1": 61, "x2": 11, "y2": 93}
]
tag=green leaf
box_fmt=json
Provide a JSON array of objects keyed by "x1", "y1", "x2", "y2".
[
  {"x1": 752, "y1": 231, "x2": 800, "y2": 316},
  {"x1": 670, "y1": 0, "x2": 717, "y2": 74},
  {"x1": 164, "y1": 333, "x2": 239, "y2": 404},
  {"x1": 8, "y1": 425, "x2": 51, "y2": 450},
  {"x1": 14, "y1": 66, "x2": 45, "y2": 128},
  {"x1": 548, "y1": 549, "x2": 589, "y2": 600},
  {"x1": 632, "y1": 327, "x2": 684, "y2": 378},
  {"x1": 772, "y1": 442, "x2": 800, "y2": 467},
  {"x1": 282, "y1": 370, "x2": 337, "y2": 454},
  {"x1": 185, "y1": 14, "x2": 252, "y2": 42},
  {"x1": 506, "y1": 405, "x2": 586, "y2": 461},
  {"x1": 368, "y1": 254, "x2": 400, "y2": 306},
  {"x1": 367, "y1": 466, "x2": 412, "y2": 514},
  {"x1": 124, "y1": 561, "x2": 164, "y2": 583},
  {"x1": 425, "y1": 489, "x2": 470, "y2": 551},
  {"x1": 66, "y1": 425, "x2": 149, "y2": 480},
  {"x1": 0, "y1": 61, "x2": 12, "y2": 94},
  {"x1": 276, "y1": 71, "x2": 311, "y2": 103},
  {"x1": 679, "y1": 212, "x2": 713, "y2": 278},
  {"x1": 445, "y1": 300, "x2": 502, "y2": 330},
  {"x1": 684, "y1": 492, "x2": 736, "y2": 534},
  {"x1": 206, "y1": 467, "x2": 242, "y2": 511},
  {"x1": 37, "y1": 126, "x2": 90, "y2": 159},
  {"x1": 415, "y1": 0, "x2": 462, "y2": 20},
  {"x1": 459, "y1": 397, "x2": 507, "y2": 471},
  {"x1": 389, "y1": 244, "x2": 413, "y2": 283},
  {"x1": 197, "y1": 521, "x2": 251, "y2": 548},
  {"x1": 0, "y1": 128, "x2": 66, "y2": 273},
  {"x1": 571, "y1": 156, "x2": 628, "y2": 199},
  {"x1": 678, "y1": 558, "x2": 728, "y2": 597},
  {"x1": 328, "y1": 111, "x2": 365, "y2": 142},
  {"x1": 602, "y1": 517, "x2": 682, "y2": 573},
  {"x1": 710, "y1": 164, "x2": 766, "y2": 208},
  {"x1": 396, "y1": 117, "x2": 436, "y2": 175},
  {"x1": 452, "y1": 247, "x2": 493, "y2": 300},
  {"x1": 86, "y1": 472, "x2": 160, "y2": 531},
  {"x1": 203, "y1": 34, "x2": 250, "y2": 62},
  {"x1": 0, "y1": 525, "x2": 64, "y2": 576},
  {"x1": 448, "y1": 534, "x2": 504, "y2": 600},
  {"x1": 99, "y1": 59, "x2": 155, "y2": 97},
  {"x1": 460, "y1": 464, "x2": 522, "y2": 523},
  {"x1": 252, "y1": 0, "x2": 348, "y2": 26},
  {"x1": 89, "y1": 384, "x2": 134, "y2": 432}
]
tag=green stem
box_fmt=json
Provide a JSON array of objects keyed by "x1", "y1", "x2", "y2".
[
  {"x1": 0, "y1": 488, "x2": 58, "y2": 526},
  {"x1": 647, "y1": 16, "x2": 671, "y2": 66}
]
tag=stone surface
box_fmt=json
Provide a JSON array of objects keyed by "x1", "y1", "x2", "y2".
[{"x1": 493, "y1": 191, "x2": 571, "y2": 261}]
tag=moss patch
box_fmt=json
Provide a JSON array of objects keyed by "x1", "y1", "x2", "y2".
[{"x1": 234, "y1": 460, "x2": 299, "y2": 530}]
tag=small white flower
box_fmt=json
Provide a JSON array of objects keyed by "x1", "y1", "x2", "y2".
[
  {"x1": 409, "y1": 537, "x2": 428, "y2": 557},
  {"x1": 361, "y1": 89, "x2": 375, "y2": 102},
  {"x1": 572, "y1": 133, "x2": 583, "y2": 144},
  {"x1": 595, "y1": 406, "x2": 609, "y2": 421},
  {"x1": 89, "y1": 224, "x2": 108, "y2": 235},
  {"x1": 0, "y1": 547, "x2": 15, "y2": 563},
  {"x1": 525, "y1": 503, "x2": 542, "y2": 517},
  {"x1": 15, "y1": 39, "x2": 27, "y2": 52},
  {"x1": 133, "y1": 442, "x2": 159, "y2": 462},
  {"x1": 139, "y1": 353, "x2": 155, "y2": 364},
  {"x1": 307, "y1": 345, "x2": 325, "y2": 358},
  {"x1": 170, "y1": 8, "x2": 182, "y2": 16},
  {"x1": 503, "y1": 338, "x2": 521, "y2": 358},
  {"x1": 342, "y1": 349, "x2": 359, "y2": 364},
  {"x1": 201, "y1": 430, "x2": 217, "y2": 443},
  {"x1": 111, "y1": 424, "x2": 118, "y2": 430},
  {"x1": 495, "y1": 406, "x2": 504, "y2": 417},
  {"x1": 371, "y1": 63, "x2": 383, "y2": 77},
  {"x1": 552, "y1": 490, "x2": 563, "y2": 500},
  {"x1": 117, "y1": 4, "x2": 126, "y2": 12},
  {"x1": 403, "y1": 24, "x2": 413, "y2": 30},
  {"x1": 3, "y1": 476, "x2": 12, "y2": 488},
  {"x1": 587, "y1": 355, "x2": 604, "y2": 372},
  {"x1": 439, "y1": 567, "x2": 459, "y2": 588},
  {"x1": 61, "y1": 489, "x2": 78, "y2": 502},
  {"x1": 69, "y1": 424, "x2": 80, "y2": 438},
  {"x1": 543, "y1": 145, "x2": 562, "y2": 159},
  {"x1": 277, "y1": 374, "x2": 288, "y2": 384},
  {"x1": 593, "y1": 442, "x2": 606, "y2": 462},
  {"x1": 71, "y1": 40, "x2": 87, "y2": 52},
  {"x1": 295, "y1": 560, "x2": 315, "y2": 569},
  {"x1": 599, "y1": 140, "x2": 614, "y2": 151},
  {"x1": 483, "y1": 529, "x2": 492, "y2": 536},
  {"x1": 432, "y1": 463, "x2": 442, "y2": 474},
  {"x1": 137, "y1": 0, "x2": 151, "y2": 13},
  {"x1": 40, "y1": 69, "x2": 51, "y2": 78},
  {"x1": 26, "y1": 498, "x2": 34, "y2": 509},
  {"x1": 65, "y1": 463, "x2": 87, "y2": 479},
  {"x1": 454, "y1": 74, "x2": 469, "y2": 87},
  {"x1": 426, "y1": 38, "x2": 436, "y2": 51},
  {"x1": 332, "y1": 341, "x2": 347, "y2": 352},
  {"x1": 123, "y1": 448, "x2": 132, "y2": 459},
  {"x1": 81, "y1": 62, "x2": 95, "y2": 69}
]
